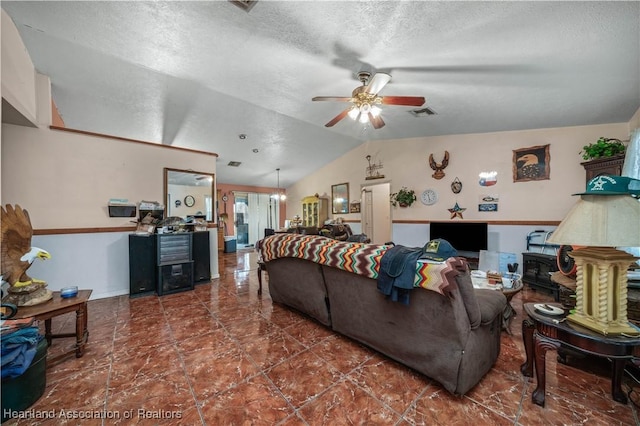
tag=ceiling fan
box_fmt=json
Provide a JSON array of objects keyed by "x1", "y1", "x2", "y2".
[{"x1": 312, "y1": 72, "x2": 425, "y2": 129}]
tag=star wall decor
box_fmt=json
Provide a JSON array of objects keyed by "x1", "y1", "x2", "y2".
[{"x1": 448, "y1": 202, "x2": 466, "y2": 219}]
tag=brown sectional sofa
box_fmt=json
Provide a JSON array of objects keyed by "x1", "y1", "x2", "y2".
[{"x1": 262, "y1": 234, "x2": 507, "y2": 395}]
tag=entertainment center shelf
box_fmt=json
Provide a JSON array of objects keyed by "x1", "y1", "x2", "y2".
[{"x1": 129, "y1": 231, "x2": 211, "y2": 297}]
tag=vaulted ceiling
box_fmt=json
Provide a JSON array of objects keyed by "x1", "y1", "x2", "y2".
[{"x1": 3, "y1": 1, "x2": 639, "y2": 187}]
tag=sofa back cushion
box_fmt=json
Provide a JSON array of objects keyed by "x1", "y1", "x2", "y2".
[
  {"x1": 265, "y1": 258, "x2": 331, "y2": 326},
  {"x1": 454, "y1": 271, "x2": 481, "y2": 328}
]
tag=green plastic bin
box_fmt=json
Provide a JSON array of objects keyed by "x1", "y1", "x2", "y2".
[{"x1": 1, "y1": 337, "x2": 48, "y2": 423}]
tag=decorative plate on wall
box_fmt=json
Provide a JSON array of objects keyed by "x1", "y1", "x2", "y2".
[{"x1": 184, "y1": 195, "x2": 195, "y2": 207}]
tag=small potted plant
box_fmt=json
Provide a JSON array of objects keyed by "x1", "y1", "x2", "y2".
[
  {"x1": 390, "y1": 187, "x2": 417, "y2": 207},
  {"x1": 580, "y1": 137, "x2": 626, "y2": 161}
]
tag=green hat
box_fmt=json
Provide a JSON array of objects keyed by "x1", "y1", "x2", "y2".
[
  {"x1": 573, "y1": 175, "x2": 640, "y2": 196},
  {"x1": 421, "y1": 238, "x2": 458, "y2": 262}
]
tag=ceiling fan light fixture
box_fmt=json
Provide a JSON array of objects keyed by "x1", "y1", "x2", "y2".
[{"x1": 312, "y1": 72, "x2": 421, "y2": 130}]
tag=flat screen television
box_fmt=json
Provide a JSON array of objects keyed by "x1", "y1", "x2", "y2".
[{"x1": 429, "y1": 222, "x2": 488, "y2": 254}]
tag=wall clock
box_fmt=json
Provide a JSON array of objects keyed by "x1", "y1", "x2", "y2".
[
  {"x1": 420, "y1": 189, "x2": 438, "y2": 205},
  {"x1": 184, "y1": 195, "x2": 195, "y2": 207}
]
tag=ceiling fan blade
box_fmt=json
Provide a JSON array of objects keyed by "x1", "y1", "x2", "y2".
[
  {"x1": 364, "y1": 73, "x2": 391, "y2": 95},
  {"x1": 369, "y1": 113, "x2": 385, "y2": 130},
  {"x1": 312, "y1": 96, "x2": 352, "y2": 102},
  {"x1": 381, "y1": 64, "x2": 537, "y2": 75},
  {"x1": 380, "y1": 96, "x2": 425, "y2": 107},
  {"x1": 325, "y1": 108, "x2": 351, "y2": 127}
]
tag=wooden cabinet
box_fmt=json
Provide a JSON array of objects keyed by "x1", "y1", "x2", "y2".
[
  {"x1": 581, "y1": 154, "x2": 625, "y2": 183},
  {"x1": 301, "y1": 195, "x2": 328, "y2": 228}
]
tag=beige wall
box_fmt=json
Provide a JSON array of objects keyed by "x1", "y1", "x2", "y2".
[
  {"x1": 1, "y1": 10, "x2": 37, "y2": 125},
  {"x1": 1, "y1": 124, "x2": 216, "y2": 229},
  {"x1": 629, "y1": 108, "x2": 640, "y2": 131},
  {"x1": 286, "y1": 122, "x2": 632, "y2": 223}
]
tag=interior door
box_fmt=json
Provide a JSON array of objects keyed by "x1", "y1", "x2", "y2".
[
  {"x1": 362, "y1": 189, "x2": 374, "y2": 239},
  {"x1": 361, "y1": 182, "x2": 391, "y2": 244}
]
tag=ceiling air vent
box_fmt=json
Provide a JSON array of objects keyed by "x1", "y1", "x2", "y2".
[
  {"x1": 408, "y1": 107, "x2": 437, "y2": 117},
  {"x1": 227, "y1": 161, "x2": 242, "y2": 167},
  {"x1": 229, "y1": 0, "x2": 257, "y2": 12}
]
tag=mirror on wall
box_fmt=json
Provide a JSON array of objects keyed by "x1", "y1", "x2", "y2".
[
  {"x1": 164, "y1": 168, "x2": 215, "y2": 221},
  {"x1": 331, "y1": 182, "x2": 350, "y2": 214}
]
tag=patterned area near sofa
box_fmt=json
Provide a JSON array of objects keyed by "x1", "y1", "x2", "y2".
[{"x1": 260, "y1": 233, "x2": 461, "y2": 295}]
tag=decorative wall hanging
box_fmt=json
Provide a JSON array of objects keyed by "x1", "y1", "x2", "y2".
[
  {"x1": 365, "y1": 155, "x2": 385, "y2": 180},
  {"x1": 350, "y1": 202, "x2": 361, "y2": 213},
  {"x1": 478, "y1": 194, "x2": 499, "y2": 212},
  {"x1": 450, "y1": 177, "x2": 462, "y2": 194},
  {"x1": 448, "y1": 202, "x2": 466, "y2": 219},
  {"x1": 513, "y1": 144, "x2": 550, "y2": 182},
  {"x1": 428, "y1": 151, "x2": 449, "y2": 180},
  {"x1": 479, "y1": 171, "x2": 497, "y2": 186},
  {"x1": 390, "y1": 187, "x2": 417, "y2": 207}
]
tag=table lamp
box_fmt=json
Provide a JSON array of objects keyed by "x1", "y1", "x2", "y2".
[{"x1": 548, "y1": 175, "x2": 640, "y2": 335}]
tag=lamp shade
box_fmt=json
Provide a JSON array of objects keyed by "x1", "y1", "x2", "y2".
[{"x1": 547, "y1": 195, "x2": 640, "y2": 247}]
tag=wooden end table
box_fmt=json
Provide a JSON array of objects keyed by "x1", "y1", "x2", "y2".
[
  {"x1": 520, "y1": 302, "x2": 640, "y2": 406},
  {"x1": 11, "y1": 290, "x2": 92, "y2": 358}
]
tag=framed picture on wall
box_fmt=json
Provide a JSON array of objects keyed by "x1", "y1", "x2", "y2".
[
  {"x1": 350, "y1": 202, "x2": 361, "y2": 213},
  {"x1": 513, "y1": 144, "x2": 550, "y2": 182}
]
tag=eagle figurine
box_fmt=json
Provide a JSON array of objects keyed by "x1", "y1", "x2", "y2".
[
  {"x1": 429, "y1": 151, "x2": 449, "y2": 180},
  {"x1": 1, "y1": 204, "x2": 51, "y2": 288}
]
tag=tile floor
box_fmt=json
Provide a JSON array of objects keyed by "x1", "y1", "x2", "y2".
[{"x1": 5, "y1": 248, "x2": 640, "y2": 425}]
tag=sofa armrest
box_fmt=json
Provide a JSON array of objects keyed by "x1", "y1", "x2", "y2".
[
  {"x1": 454, "y1": 271, "x2": 481, "y2": 328},
  {"x1": 474, "y1": 289, "x2": 507, "y2": 325}
]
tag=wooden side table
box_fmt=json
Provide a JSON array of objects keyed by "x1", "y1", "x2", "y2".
[
  {"x1": 520, "y1": 302, "x2": 640, "y2": 406},
  {"x1": 11, "y1": 290, "x2": 92, "y2": 358},
  {"x1": 471, "y1": 275, "x2": 523, "y2": 333},
  {"x1": 501, "y1": 280, "x2": 524, "y2": 334}
]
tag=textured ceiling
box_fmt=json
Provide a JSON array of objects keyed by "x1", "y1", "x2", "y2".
[{"x1": 2, "y1": 1, "x2": 639, "y2": 187}]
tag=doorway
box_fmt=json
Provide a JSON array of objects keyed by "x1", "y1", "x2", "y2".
[
  {"x1": 361, "y1": 182, "x2": 392, "y2": 244},
  {"x1": 233, "y1": 192, "x2": 279, "y2": 248}
]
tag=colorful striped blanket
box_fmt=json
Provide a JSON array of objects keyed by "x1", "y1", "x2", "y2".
[{"x1": 260, "y1": 233, "x2": 465, "y2": 295}]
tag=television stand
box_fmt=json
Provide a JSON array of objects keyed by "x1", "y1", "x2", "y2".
[{"x1": 457, "y1": 251, "x2": 479, "y2": 269}]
